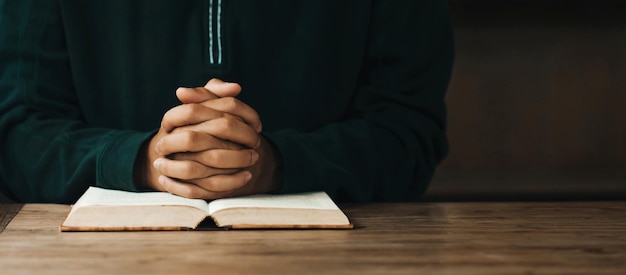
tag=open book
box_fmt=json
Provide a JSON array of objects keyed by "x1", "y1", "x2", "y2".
[{"x1": 60, "y1": 187, "x2": 353, "y2": 231}]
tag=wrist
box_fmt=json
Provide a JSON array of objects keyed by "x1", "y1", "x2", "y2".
[
  {"x1": 132, "y1": 137, "x2": 151, "y2": 190},
  {"x1": 133, "y1": 131, "x2": 162, "y2": 191},
  {"x1": 249, "y1": 135, "x2": 283, "y2": 193}
]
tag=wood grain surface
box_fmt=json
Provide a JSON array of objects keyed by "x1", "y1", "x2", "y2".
[
  {"x1": 1, "y1": 203, "x2": 625, "y2": 274},
  {"x1": 0, "y1": 204, "x2": 22, "y2": 233}
]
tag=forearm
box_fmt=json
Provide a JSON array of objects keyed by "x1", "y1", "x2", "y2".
[
  {"x1": 265, "y1": 0, "x2": 453, "y2": 202},
  {"x1": 265, "y1": 114, "x2": 446, "y2": 202},
  {"x1": 0, "y1": 114, "x2": 151, "y2": 202},
  {"x1": 0, "y1": 1, "x2": 155, "y2": 203}
]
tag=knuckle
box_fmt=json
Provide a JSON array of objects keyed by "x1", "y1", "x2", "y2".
[
  {"x1": 221, "y1": 97, "x2": 238, "y2": 111},
  {"x1": 184, "y1": 104, "x2": 201, "y2": 119},
  {"x1": 182, "y1": 131, "x2": 199, "y2": 146},
  {"x1": 182, "y1": 162, "x2": 201, "y2": 177},
  {"x1": 187, "y1": 164, "x2": 204, "y2": 178},
  {"x1": 224, "y1": 116, "x2": 239, "y2": 129},
  {"x1": 186, "y1": 188, "x2": 204, "y2": 199},
  {"x1": 205, "y1": 150, "x2": 221, "y2": 164},
  {"x1": 202, "y1": 177, "x2": 219, "y2": 191},
  {"x1": 215, "y1": 117, "x2": 235, "y2": 132}
]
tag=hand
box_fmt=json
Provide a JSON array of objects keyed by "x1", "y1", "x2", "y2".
[
  {"x1": 136, "y1": 79, "x2": 252, "y2": 193},
  {"x1": 157, "y1": 133, "x2": 282, "y2": 199},
  {"x1": 160, "y1": 79, "x2": 282, "y2": 199},
  {"x1": 136, "y1": 79, "x2": 282, "y2": 199}
]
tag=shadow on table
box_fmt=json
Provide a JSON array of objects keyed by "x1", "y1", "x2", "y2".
[{"x1": 0, "y1": 191, "x2": 14, "y2": 203}]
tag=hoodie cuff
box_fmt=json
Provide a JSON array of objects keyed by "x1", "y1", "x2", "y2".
[{"x1": 96, "y1": 130, "x2": 155, "y2": 192}]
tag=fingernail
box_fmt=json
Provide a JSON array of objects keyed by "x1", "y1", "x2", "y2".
[
  {"x1": 153, "y1": 158, "x2": 162, "y2": 169},
  {"x1": 251, "y1": 151, "x2": 259, "y2": 163},
  {"x1": 158, "y1": 175, "x2": 166, "y2": 186},
  {"x1": 155, "y1": 140, "x2": 162, "y2": 154}
]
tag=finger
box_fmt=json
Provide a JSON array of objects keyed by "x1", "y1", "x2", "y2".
[
  {"x1": 181, "y1": 117, "x2": 261, "y2": 149},
  {"x1": 204, "y1": 78, "x2": 242, "y2": 98},
  {"x1": 177, "y1": 79, "x2": 241, "y2": 104},
  {"x1": 156, "y1": 130, "x2": 244, "y2": 155},
  {"x1": 171, "y1": 149, "x2": 259, "y2": 169},
  {"x1": 153, "y1": 158, "x2": 241, "y2": 180},
  {"x1": 169, "y1": 114, "x2": 244, "y2": 135},
  {"x1": 176, "y1": 87, "x2": 219, "y2": 104},
  {"x1": 190, "y1": 171, "x2": 251, "y2": 193},
  {"x1": 201, "y1": 97, "x2": 262, "y2": 132},
  {"x1": 158, "y1": 176, "x2": 229, "y2": 199},
  {"x1": 161, "y1": 103, "x2": 224, "y2": 132},
  {"x1": 159, "y1": 171, "x2": 251, "y2": 198}
]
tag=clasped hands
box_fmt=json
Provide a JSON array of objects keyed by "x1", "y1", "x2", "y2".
[{"x1": 140, "y1": 79, "x2": 281, "y2": 199}]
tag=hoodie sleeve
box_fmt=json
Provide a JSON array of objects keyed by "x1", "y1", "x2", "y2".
[
  {"x1": 0, "y1": 1, "x2": 150, "y2": 203},
  {"x1": 264, "y1": 0, "x2": 454, "y2": 202}
]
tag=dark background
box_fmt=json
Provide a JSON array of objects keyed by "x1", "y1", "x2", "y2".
[
  {"x1": 1, "y1": 1, "x2": 624, "y2": 203},
  {"x1": 424, "y1": 0, "x2": 626, "y2": 200}
]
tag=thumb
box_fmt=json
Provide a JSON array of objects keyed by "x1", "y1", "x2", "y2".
[
  {"x1": 176, "y1": 87, "x2": 218, "y2": 104},
  {"x1": 176, "y1": 78, "x2": 242, "y2": 104},
  {"x1": 204, "y1": 78, "x2": 242, "y2": 98}
]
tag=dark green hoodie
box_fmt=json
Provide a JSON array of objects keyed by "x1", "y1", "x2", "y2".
[{"x1": 0, "y1": 0, "x2": 453, "y2": 203}]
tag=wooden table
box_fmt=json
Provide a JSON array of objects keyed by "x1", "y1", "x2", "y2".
[{"x1": 1, "y1": 202, "x2": 625, "y2": 274}]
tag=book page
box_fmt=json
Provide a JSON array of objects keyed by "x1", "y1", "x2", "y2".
[
  {"x1": 70, "y1": 187, "x2": 211, "y2": 215},
  {"x1": 208, "y1": 192, "x2": 339, "y2": 215}
]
